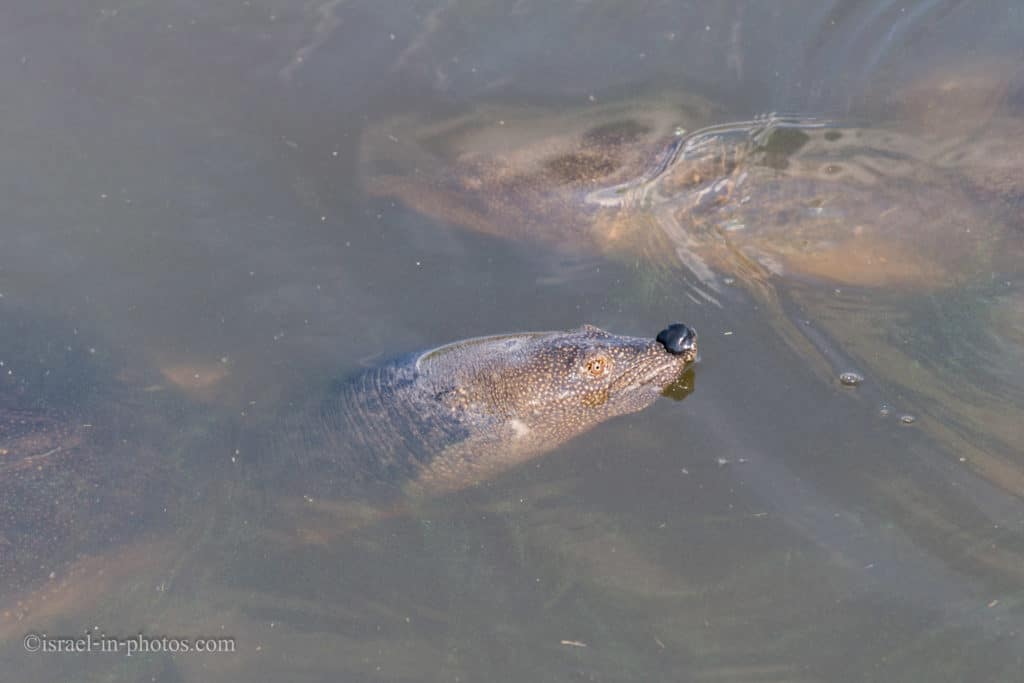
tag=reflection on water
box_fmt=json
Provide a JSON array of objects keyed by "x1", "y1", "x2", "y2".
[{"x1": 1, "y1": 1, "x2": 1024, "y2": 681}]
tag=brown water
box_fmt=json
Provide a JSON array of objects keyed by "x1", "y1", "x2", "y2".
[{"x1": 1, "y1": 2, "x2": 1023, "y2": 681}]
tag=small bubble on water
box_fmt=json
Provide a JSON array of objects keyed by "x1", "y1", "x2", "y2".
[
  {"x1": 839, "y1": 371, "x2": 863, "y2": 386},
  {"x1": 899, "y1": 414, "x2": 916, "y2": 425}
]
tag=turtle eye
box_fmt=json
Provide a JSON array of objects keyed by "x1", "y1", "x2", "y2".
[{"x1": 584, "y1": 355, "x2": 610, "y2": 378}]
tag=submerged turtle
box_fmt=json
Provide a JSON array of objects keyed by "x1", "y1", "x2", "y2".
[
  {"x1": 361, "y1": 96, "x2": 1016, "y2": 300},
  {"x1": 264, "y1": 322, "x2": 697, "y2": 501},
  {"x1": 0, "y1": 356, "x2": 150, "y2": 624}
]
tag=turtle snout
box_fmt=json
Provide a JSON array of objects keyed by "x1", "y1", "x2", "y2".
[{"x1": 656, "y1": 323, "x2": 698, "y2": 359}]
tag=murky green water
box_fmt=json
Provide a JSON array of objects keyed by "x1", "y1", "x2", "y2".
[{"x1": 1, "y1": 2, "x2": 1023, "y2": 681}]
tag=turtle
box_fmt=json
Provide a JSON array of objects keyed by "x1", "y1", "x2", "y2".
[
  {"x1": 0, "y1": 343, "x2": 144, "y2": 633},
  {"x1": 360, "y1": 95, "x2": 1017, "y2": 300},
  {"x1": 255, "y1": 322, "x2": 697, "y2": 503}
]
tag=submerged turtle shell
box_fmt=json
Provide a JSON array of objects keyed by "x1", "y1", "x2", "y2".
[
  {"x1": 0, "y1": 310, "x2": 187, "y2": 615},
  {"x1": 360, "y1": 93, "x2": 722, "y2": 250},
  {"x1": 361, "y1": 94, "x2": 1016, "y2": 296}
]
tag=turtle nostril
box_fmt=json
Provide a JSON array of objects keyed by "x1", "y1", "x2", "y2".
[{"x1": 656, "y1": 323, "x2": 697, "y2": 357}]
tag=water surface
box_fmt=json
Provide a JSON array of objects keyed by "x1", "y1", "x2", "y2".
[{"x1": 1, "y1": 2, "x2": 1023, "y2": 681}]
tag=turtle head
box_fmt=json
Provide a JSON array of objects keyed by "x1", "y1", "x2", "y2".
[
  {"x1": 453, "y1": 323, "x2": 698, "y2": 437},
  {"x1": 409, "y1": 323, "x2": 698, "y2": 494}
]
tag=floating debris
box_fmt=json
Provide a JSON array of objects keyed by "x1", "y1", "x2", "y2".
[{"x1": 839, "y1": 371, "x2": 864, "y2": 386}]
